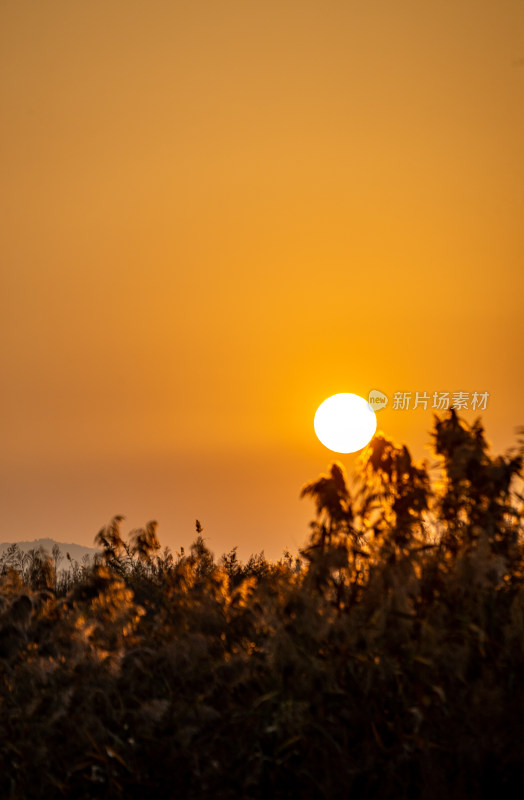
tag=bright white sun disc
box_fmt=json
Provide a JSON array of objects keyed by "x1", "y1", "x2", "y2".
[{"x1": 314, "y1": 393, "x2": 377, "y2": 453}]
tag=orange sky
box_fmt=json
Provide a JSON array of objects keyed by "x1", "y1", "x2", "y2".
[{"x1": 1, "y1": 1, "x2": 523, "y2": 560}]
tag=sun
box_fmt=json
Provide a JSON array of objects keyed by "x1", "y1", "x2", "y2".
[{"x1": 314, "y1": 393, "x2": 377, "y2": 453}]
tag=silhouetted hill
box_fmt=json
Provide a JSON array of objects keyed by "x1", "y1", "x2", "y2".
[{"x1": 0, "y1": 537, "x2": 100, "y2": 565}]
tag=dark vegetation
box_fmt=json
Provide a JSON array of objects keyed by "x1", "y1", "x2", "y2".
[{"x1": 1, "y1": 409, "x2": 524, "y2": 798}]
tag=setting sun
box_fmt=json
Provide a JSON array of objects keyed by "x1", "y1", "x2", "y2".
[
  {"x1": 314, "y1": 393, "x2": 377, "y2": 454},
  {"x1": 1, "y1": 1, "x2": 524, "y2": 795}
]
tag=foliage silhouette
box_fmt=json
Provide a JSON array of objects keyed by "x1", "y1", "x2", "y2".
[{"x1": 0, "y1": 409, "x2": 523, "y2": 798}]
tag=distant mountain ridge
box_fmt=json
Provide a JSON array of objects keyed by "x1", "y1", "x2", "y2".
[{"x1": 0, "y1": 538, "x2": 100, "y2": 565}]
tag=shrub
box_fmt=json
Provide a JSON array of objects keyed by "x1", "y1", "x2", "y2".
[{"x1": 0, "y1": 410, "x2": 523, "y2": 798}]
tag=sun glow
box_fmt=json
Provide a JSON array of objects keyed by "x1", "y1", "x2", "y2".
[{"x1": 314, "y1": 393, "x2": 377, "y2": 453}]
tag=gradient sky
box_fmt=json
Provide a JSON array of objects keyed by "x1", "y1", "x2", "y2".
[{"x1": 1, "y1": 1, "x2": 523, "y2": 560}]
